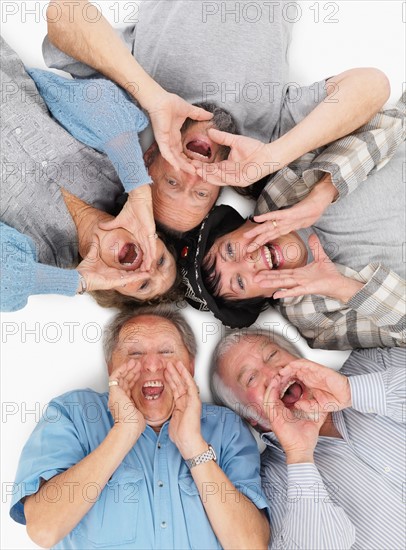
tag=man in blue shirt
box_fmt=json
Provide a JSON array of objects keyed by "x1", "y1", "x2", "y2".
[{"x1": 10, "y1": 306, "x2": 270, "y2": 549}]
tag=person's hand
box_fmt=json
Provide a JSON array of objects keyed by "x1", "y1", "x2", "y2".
[
  {"x1": 108, "y1": 360, "x2": 146, "y2": 442},
  {"x1": 147, "y1": 91, "x2": 214, "y2": 174},
  {"x1": 164, "y1": 361, "x2": 206, "y2": 460},
  {"x1": 98, "y1": 185, "x2": 156, "y2": 271},
  {"x1": 77, "y1": 248, "x2": 149, "y2": 292},
  {"x1": 244, "y1": 175, "x2": 338, "y2": 247},
  {"x1": 193, "y1": 130, "x2": 274, "y2": 187},
  {"x1": 254, "y1": 234, "x2": 364, "y2": 301},
  {"x1": 264, "y1": 375, "x2": 328, "y2": 464},
  {"x1": 279, "y1": 359, "x2": 352, "y2": 416}
]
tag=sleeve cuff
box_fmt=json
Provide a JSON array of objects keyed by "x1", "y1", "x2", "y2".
[
  {"x1": 33, "y1": 263, "x2": 79, "y2": 297},
  {"x1": 287, "y1": 463, "x2": 329, "y2": 500},
  {"x1": 104, "y1": 130, "x2": 152, "y2": 192},
  {"x1": 349, "y1": 372, "x2": 387, "y2": 416}
]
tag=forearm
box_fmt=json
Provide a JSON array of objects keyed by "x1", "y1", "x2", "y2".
[
  {"x1": 190, "y1": 458, "x2": 269, "y2": 549},
  {"x1": 47, "y1": 1, "x2": 162, "y2": 106},
  {"x1": 25, "y1": 425, "x2": 137, "y2": 547},
  {"x1": 268, "y1": 68, "x2": 390, "y2": 171}
]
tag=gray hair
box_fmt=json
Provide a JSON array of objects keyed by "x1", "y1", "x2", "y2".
[
  {"x1": 103, "y1": 304, "x2": 197, "y2": 364},
  {"x1": 210, "y1": 328, "x2": 301, "y2": 421}
]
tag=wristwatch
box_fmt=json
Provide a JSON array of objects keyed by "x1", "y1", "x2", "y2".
[{"x1": 185, "y1": 444, "x2": 217, "y2": 469}]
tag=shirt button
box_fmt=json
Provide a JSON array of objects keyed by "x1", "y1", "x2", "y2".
[
  {"x1": 160, "y1": 521, "x2": 167, "y2": 529},
  {"x1": 158, "y1": 480, "x2": 164, "y2": 487},
  {"x1": 41, "y1": 161, "x2": 48, "y2": 167},
  {"x1": 157, "y1": 443, "x2": 161, "y2": 449},
  {"x1": 384, "y1": 466, "x2": 391, "y2": 473},
  {"x1": 15, "y1": 127, "x2": 22, "y2": 135}
]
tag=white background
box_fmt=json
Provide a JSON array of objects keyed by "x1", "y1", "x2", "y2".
[{"x1": 1, "y1": 1, "x2": 404, "y2": 548}]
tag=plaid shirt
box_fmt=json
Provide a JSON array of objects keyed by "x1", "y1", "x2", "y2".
[{"x1": 256, "y1": 94, "x2": 406, "y2": 350}]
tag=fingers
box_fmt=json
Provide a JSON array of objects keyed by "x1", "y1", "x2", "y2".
[
  {"x1": 273, "y1": 287, "x2": 306, "y2": 300},
  {"x1": 308, "y1": 234, "x2": 328, "y2": 262},
  {"x1": 106, "y1": 269, "x2": 149, "y2": 291},
  {"x1": 188, "y1": 104, "x2": 214, "y2": 122},
  {"x1": 160, "y1": 141, "x2": 196, "y2": 175},
  {"x1": 109, "y1": 360, "x2": 141, "y2": 391},
  {"x1": 164, "y1": 361, "x2": 198, "y2": 400},
  {"x1": 98, "y1": 218, "x2": 120, "y2": 232},
  {"x1": 195, "y1": 161, "x2": 236, "y2": 187},
  {"x1": 207, "y1": 127, "x2": 238, "y2": 147}
]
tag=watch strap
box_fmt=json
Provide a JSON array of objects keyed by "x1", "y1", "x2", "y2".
[{"x1": 185, "y1": 444, "x2": 217, "y2": 469}]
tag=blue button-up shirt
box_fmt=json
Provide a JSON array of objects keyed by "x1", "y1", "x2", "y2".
[{"x1": 10, "y1": 391, "x2": 269, "y2": 549}]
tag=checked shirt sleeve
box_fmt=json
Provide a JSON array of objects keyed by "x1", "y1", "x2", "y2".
[
  {"x1": 277, "y1": 263, "x2": 406, "y2": 350},
  {"x1": 255, "y1": 93, "x2": 406, "y2": 214}
]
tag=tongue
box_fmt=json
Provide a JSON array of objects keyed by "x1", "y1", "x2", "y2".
[
  {"x1": 143, "y1": 386, "x2": 163, "y2": 397},
  {"x1": 186, "y1": 140, "x2": 211, "y2": 157},
  {"x1": 119, "y1": 243, "x2": 142, "y2": 269},
  {"x1": 281, "y1": 382, "x2": 302, "y2": 406}
]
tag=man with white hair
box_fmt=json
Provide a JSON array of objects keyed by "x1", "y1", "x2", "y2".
[
  {"x1": 211, "y1": 330, "x2": 405, "y2": 549},
  {"x1": 10, "y1": 306, "x2": 270, "y2": 549}
]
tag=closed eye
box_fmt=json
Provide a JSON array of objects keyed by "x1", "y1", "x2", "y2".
[
  {"x1": 157, "y1": 254, "x2": 165, "y2": 267},
  {"x1": 265, "y1": 351, "x2": 278, "y2": 363}
]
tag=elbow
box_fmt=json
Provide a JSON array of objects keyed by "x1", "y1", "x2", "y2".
[
  {"x1": 365, "y1": 67, "x2": 391, "y2": 108},
  {"x1": 353, "y1": 67, "x2": 390, "y2": 111},
  {"x1": 26, "y1": 521, "x2": 62, "y2": 549},
  {"x1": 46, "y1": 0, "x2": 74, "y2": 46}
]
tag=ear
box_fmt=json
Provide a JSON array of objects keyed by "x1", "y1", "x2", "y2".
[
  {"x1": 189, "y1": 357, "x2": 196, "y2": 377},
  {"x1": 143, "y1": 142, "x2": 159, "y2": 168}
]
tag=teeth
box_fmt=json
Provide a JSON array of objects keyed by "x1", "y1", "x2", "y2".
[
  {"x1": 273, "y1": 246, "x2": 281, "y2": 268},
  {"x1": 263, "y1": 245, "x2": 273, "y2": 269},
  {"x1": 280, "y1": 380, "x2": 295, "y2": 399},
  {"x1": 143, "y1": 381, "x2": 164, "y2": 388},
  {"x1": 145, "y1": 395, "x2": 160, "y2": 400}
]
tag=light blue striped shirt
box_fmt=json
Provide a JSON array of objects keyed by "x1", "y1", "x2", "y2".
[{"x1": 261, "y1": 347, "x2": 405, "y2": 549}]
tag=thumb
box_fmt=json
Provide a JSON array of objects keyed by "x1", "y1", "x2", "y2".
[
  {"x1": 98, "y1": 218, "x2": 121, "y2": 232},
  {"x1": 308, "y1": 233, "x2": 329, "y2": 263},
  {"x1": 207, "y1": 128, "x2": 238, "y2": 147},
  {"x1": 188, "y1": 104, "x2": 214, "y2": 121}
]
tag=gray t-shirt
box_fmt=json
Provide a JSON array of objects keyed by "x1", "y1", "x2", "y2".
[
  {"x1": 297, "y1": 146, "x2": 406, "y2": 278},
  {"x1": 43, "y1": 0, "x2": 294, "y2": 142},
  {"x1": 0, "y1": 37, "x2": 124, "y2": 268}
]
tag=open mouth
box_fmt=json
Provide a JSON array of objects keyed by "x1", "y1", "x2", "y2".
[
  {"x1": 186, "y1": 139, "x2": 212, "y2": 160},
  {"x1": 142, "y1": 380, "x2": 164, "y2": 401},
  {"x1": 262, "y1": 243, "x2": 284, "y2": 270},
  {"x1": 280, "y1": 380, "x2": 303, "y2": 406},
  {"x1": 118, "y1": 243, "x2": 142, "y2": 270}
]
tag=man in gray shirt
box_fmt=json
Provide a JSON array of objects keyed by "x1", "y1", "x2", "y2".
[{"x1": 43, "y1": 0, "x2": 390, "y2": 232}]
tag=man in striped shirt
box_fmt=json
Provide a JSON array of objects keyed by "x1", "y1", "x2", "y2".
[{"x1": 211, "y1": 330, "x2": 405, "y2": 549}]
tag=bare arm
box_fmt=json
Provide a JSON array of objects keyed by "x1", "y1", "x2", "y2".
[
  {"x1": 46, "y1": 0, "x2": 159, "y2": 106},
  {"x1": 46, "y1": 0, "x2": 213, "y2": 174},
  {"x1": 24, "y1": 361, "x2": 145, "y2": 548},
  {"x1": 199, "y1": 68, "x2": 391, "y2": 186},
  {"x1": 270, "y1": 68, "x2": 391, "y2": 168}
]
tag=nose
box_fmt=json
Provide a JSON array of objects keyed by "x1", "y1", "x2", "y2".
[
  {"x1": 244, "y1": 249, "x2": 261, "y2": 271},
  {"x1": 182, "y1": 171, "x2": 203, "y2": 188},
  {"x1": 143, "y1": 354, "x2": 164, "y2": 373}
]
